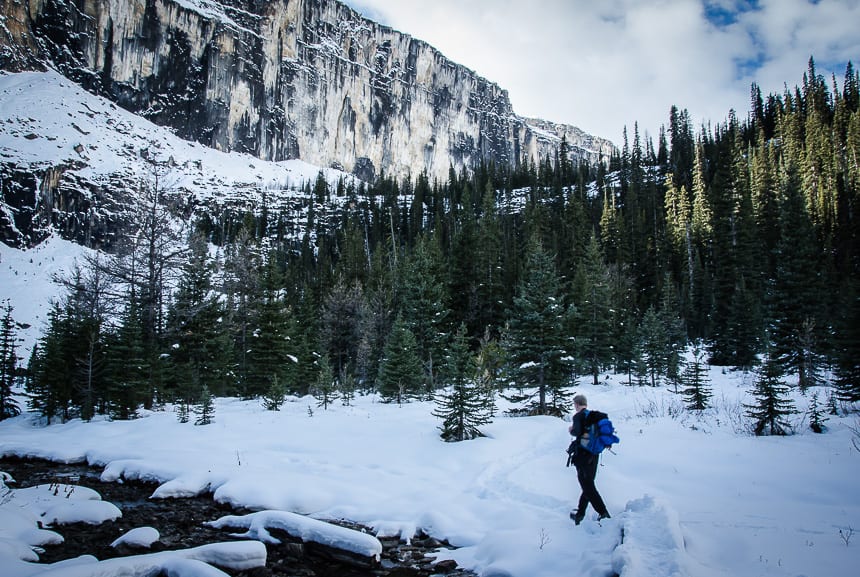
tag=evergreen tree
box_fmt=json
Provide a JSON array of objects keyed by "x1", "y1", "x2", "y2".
[
  {"x1": 833, "y1": 281, "x2": 860, "y2": 402},
  {"x1": 223, "y1": 231, "x2": 263, "y2": 398},
  {"x1": 808, "y1": 391, "x2": 827, "y2": 433},
  {"x1": 571, "y1": 234, "x2": 614, "y2": 385},
  {"x1": 243, "y1": 253, "x2": 294, "y2": 398},
  {"x1": 29, "y1": 264, "x2": 112, "y2": 422},
  {"x1": 659, "y1": 277, "x2": 687, "y2": 389},
  {"x1": 502, "y1": 236, "x2": 572, "y2": 416},
  {"x1": 104, "y1": 297, "x2": 148, "y2": 419},
  {"x1": 26, "y1": 304, "x2": 68, "y2": 423},
  {"x1": 397, "y1": 233, "x2": 450, "y2": 391},
  {"x1": 320, "y1": 280, "x2": 365, "y2": 386},
  {"x1": 64, "y1": 261, "x2": 113, "y2": 421},
  {"x1": 723, "y1": 129, "x2": 764, "y2": 369},
  {"x1": 745, "y1": 351, "x2": 796, "y2": 436},
  {"x1": 377, "y1": 316, "x2": 423, "y2": 404},
  {"x1": 433, "y1": 324, "x2": 492, "y2": 441},
  {"x1": 768, "y1": 156, "x2": 822, "y2": 389},
  {"x1": 0, "y1": 300, "x2": 21, "y2": 420},
  {"x1": 164, "y1": 233, "x2": 232, "y2": 412},
  {"x1": 638, "y1": 306, "x2": 667, "y2": 387},
  {"x1": 313, "y1": 354, "x2": 339, "y2": 410},
  {"x1": 194, "y1": 384, "x2": 215, "y2": 425},
  {"x1": 681, "y1": 341, "x2": 712, "y2": 410},
  {"x1": 261, "y1": 375, "x2": 286, "y2": 411},
  {"x1": 470, "y1": 180, "x2": 507, "y2": 336}
]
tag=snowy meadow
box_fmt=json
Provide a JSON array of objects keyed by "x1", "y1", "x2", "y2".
[{"x1": 1, "y1": 240, "x2": 859, "y2": 577}]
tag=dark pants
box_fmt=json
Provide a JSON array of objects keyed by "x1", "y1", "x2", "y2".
[{"x1": 575, "y1": 452, "x2": 608, "y2": 517}]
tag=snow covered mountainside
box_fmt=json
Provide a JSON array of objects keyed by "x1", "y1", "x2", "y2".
[
  {"x1": 0, "y1": 0, "x2": 615, "y2": 183},
  {"x1": 0, "y1": 70, "x2": 349, "y2": 249}
]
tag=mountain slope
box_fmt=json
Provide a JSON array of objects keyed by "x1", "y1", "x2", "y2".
[
  {"x1": 0, "y1": 70, "x2": 346, "y2": 248},
  {"x1": 0, "y1": 0, "x2": 614, "y2": 182}
]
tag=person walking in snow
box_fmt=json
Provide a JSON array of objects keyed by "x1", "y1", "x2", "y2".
[{"x1": 568, "y1": 394, "x2": 611, "y2": 525}]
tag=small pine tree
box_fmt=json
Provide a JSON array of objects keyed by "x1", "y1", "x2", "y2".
[
  {"x1": 339, "y1": 369, "x2": 356, "y2": 407},
  {"x1": 827, "y1": 391, "x2": 839, "y2": 416},
  {"x1": 681, "y1": 341, "x2": 712, "y2": 411},
  {"x1": 176, "y1": 400, "x2": 190, "y2": 424},
  {"x1": 313, "y1": 354, "x2": 338, "y2": 410},
  {"x1": 745, "y1": 353, "x2": 797, "y2": 436},
  {"x1": 194, "y1": 384, "x2": 215, "y2": 426},
  {"x1": 0, "y1": 300, "x2": 21, "y2": 420},
  {"x1": 433, "y1": 324, "x2": 492, "y2": 442},
  {"x1": 261, "y1": 375, "x2": 286, "y2": 411},
  {"x1": 808, "y1": 391, "x2": 828, "y2": 434}
]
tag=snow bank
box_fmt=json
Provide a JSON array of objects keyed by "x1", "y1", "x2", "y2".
[{"x1": 207, "y1": 510, "x2": 383, "y2": 560}]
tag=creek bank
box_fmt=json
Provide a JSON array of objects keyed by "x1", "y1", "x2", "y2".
[{"x1": 0, "y1": 457, "x2": 475, "y2": 577}]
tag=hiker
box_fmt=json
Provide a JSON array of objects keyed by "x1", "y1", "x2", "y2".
[{"x1": 568, "y1": 394, "x2": 611, "y2": 525}]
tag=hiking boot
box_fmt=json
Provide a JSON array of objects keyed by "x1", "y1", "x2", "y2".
[
  {"x1": 597, "y1": 512, "x2": 611, "y2": 522},
  {"x1": 570, "y1": 510, "x2": 585, "y2": 525}
]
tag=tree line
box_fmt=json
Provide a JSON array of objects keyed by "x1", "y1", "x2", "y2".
[{"x1": 1, "y1": 58, "x2": 858, "y2": 439}]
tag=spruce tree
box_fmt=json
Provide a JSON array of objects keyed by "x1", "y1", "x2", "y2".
[
  {"x1": 768, "y1": 156, "x2": 822, "y2": 389},
  {"x1": 433, "y1": 324, "x2": 492, "y2": 441},
  {"x1": 223, "y1": 231, "x2": 263, "y2": 398},
  {"x1": 833, "y1": 280, "x2": 860, "y2": 402},
  {"x1": 194, "y1": 384, "x2": 215, "y2": 425},
  {"x1": 471, "y1": 180, "x2": 506, "y2": 335},
  {"x1": 397, "y1": 233, "x2": 450, "y2": 391},
  {"x1": 243, "y1": 252, "x2": 293, "y2": 399},
  {"x1": 659, "y1": 277, "x2": 687, "y2": 389},
  {"x1": 313, "y1": 354, "x2": 339, "y2": 410},
  {"x1": 571, "y1": 234, "x2": 613, "y2": 386},
  {"x1": 26, "y1": 303, "x2": 67, "y2": 423},
  {"x1": 503, "y1": 236, "x2": 572, "y2": 416},
  {"x1": 104, "y1": 297, "x2": 148, "y2": 419},
  {"x1": 808, "y1": 391, "x2": 827, "y2": 433},
  {"x1": 681, "y1": 341, "x2": 712, "y2": 411},
  {"x1": 164, "y1": 233, "x2": 231, "y2": 411},
  {"x1": 0, "y1": 300, "x2": 21, "y2": 420},
  {"x1": 320, "y1": 280, "x2": 365, "y2": 387},
  {"x1": 261, "y1": 375, "x2": 286, "y2": 411},
  {"x1": 638, "y1": 306, "x2": 667, "y2": 387},
  {"x1": 377, "y1": 317, "x2": 423, "y2": 404},
  {"x1": 745, "y1": 351, "x2": 796, "y2": 436}
]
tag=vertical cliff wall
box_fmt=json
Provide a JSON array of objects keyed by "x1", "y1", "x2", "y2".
[{"x1": 0, "y1": 0, "x2": 614, "y2": 181}]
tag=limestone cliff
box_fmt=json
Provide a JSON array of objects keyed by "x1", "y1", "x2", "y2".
[{"x1": 0, "y1": 0, "x2": 614, "y2": 182}]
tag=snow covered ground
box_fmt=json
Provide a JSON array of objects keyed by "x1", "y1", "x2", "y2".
[
  {"x1": 1, "y1": 372, "x2": 858, "y2": 577},
  {"x1": 2, "y1": 230, "x2": 859, "y2": 577}
]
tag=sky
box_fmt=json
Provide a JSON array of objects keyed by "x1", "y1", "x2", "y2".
[{"x1": 343, "y1": 0, "x2": 860, "y2": 144}]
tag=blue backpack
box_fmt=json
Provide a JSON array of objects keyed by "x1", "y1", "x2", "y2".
[{"x1": 583, "y1": 410, "x2": 620, "y2": 455}]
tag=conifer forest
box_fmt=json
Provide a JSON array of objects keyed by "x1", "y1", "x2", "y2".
[{"x1": 3, "y1": 59, "x2": 859, "y2": 435}]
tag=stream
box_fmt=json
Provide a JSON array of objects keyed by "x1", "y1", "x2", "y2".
[{"x1": 0, "y1": 457, "x2": 475, "y2": 577}]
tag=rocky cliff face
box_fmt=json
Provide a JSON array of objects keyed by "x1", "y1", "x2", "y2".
[{"x1": 0, "y1": 0, "x2": 614, "y2": 182}]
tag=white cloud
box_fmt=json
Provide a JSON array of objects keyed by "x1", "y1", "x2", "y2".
[{"x1": 344, "y1": 0, "x2": 858, "y2": 144}]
